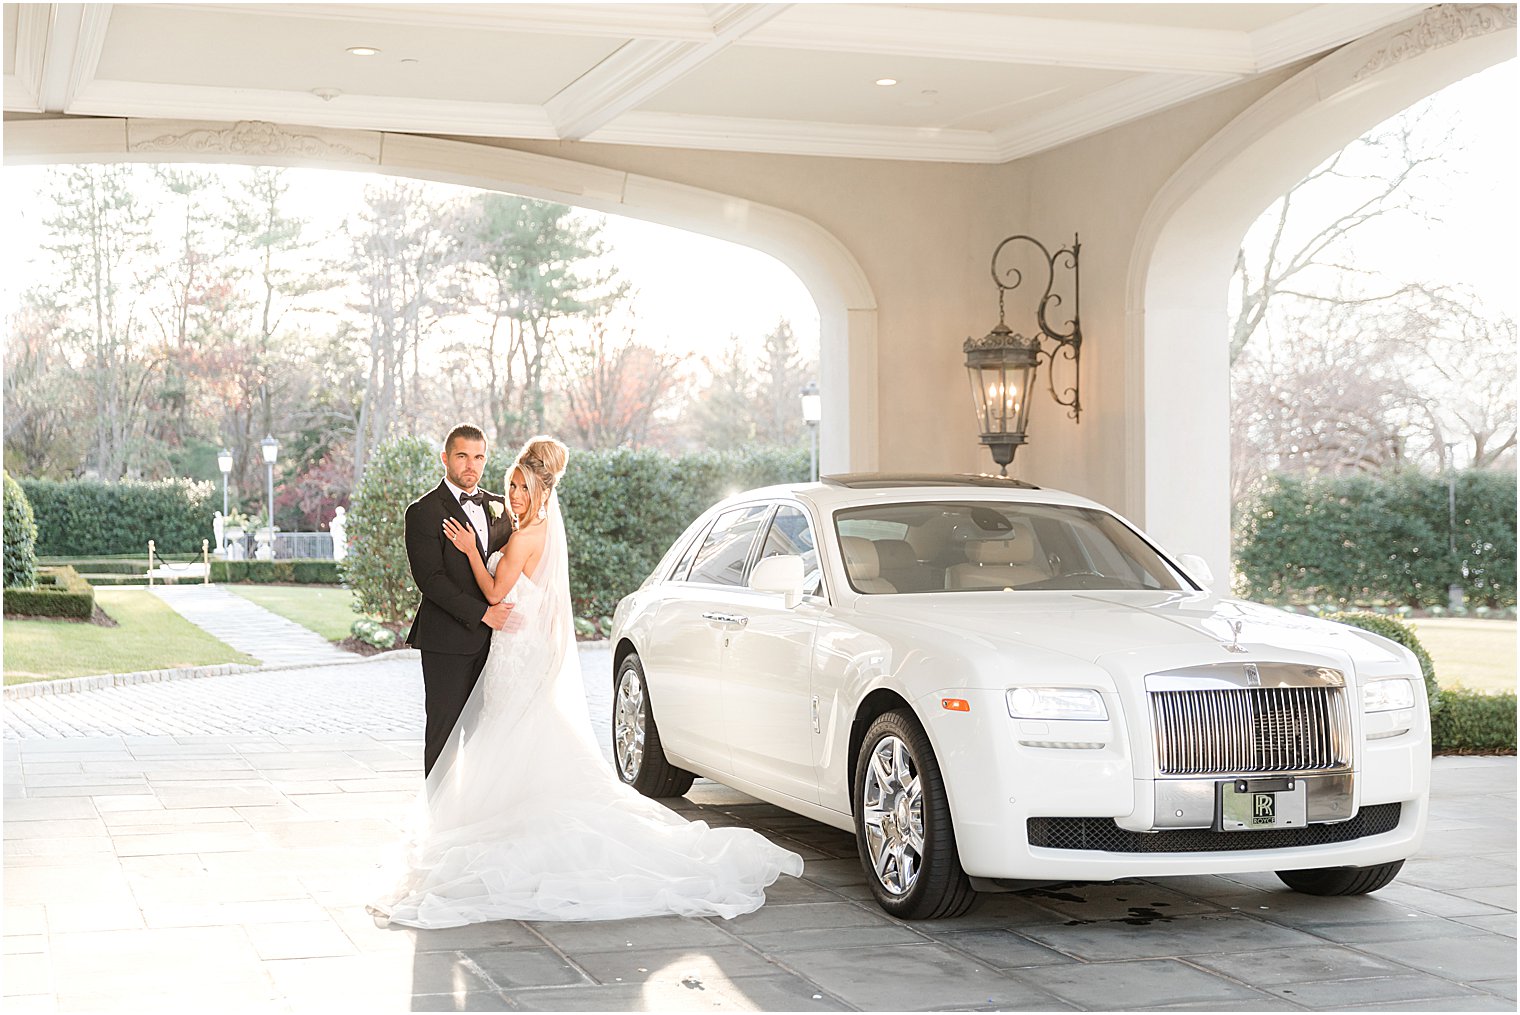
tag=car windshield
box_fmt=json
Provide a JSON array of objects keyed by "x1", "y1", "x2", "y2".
[{"x1": 834, "y1": 500, "x2": 1186, "y2": 594}]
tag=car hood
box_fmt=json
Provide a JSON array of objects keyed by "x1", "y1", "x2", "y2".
[{"x1": 849, "y1": 590, "x2": 1406, "y2": 673}]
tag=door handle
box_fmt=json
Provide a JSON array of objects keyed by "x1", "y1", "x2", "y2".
[{"x1": 701, "y1": 611, "x2": 748, "y2": 626}]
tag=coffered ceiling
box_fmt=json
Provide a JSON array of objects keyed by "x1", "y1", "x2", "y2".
[{"x1": 3, "y1": 3, "x2": 1432, "y2": 163}]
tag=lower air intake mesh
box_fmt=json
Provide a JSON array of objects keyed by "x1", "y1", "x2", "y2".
[{"x1": 1027, "y1": 803, "x2": 1401, "y2": 853}]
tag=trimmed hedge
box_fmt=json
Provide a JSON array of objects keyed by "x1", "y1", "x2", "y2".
[
  {"x1": 211, "y1": 559, "x2": 341, "y2": 584},
  {"x1": 4, "y1": 470, "x2": 38, "y2": 589},
  {"x1": 342, "y1": 439, "x2": 809, "y2": 624},
  {"x1": 20, "y1": 477, "x2": 215, "y2": 556},
  {"x1": 1431, "y1": 688, "x2": 1517, "y2": 755},
  {"x1": 1236, "y1": 470, "x2": 1516, "y2": 608},
  {"x1": 3, "y1": 565, "x2": 95, "y2": 618}
]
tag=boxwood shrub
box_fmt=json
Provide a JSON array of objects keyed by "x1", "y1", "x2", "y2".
[
  {"x1": 1431, "y1": 689, "x2": 1517, "y2": 755},
  {"x1": 1236, "y1": 471, "x2": 1516, "y2": 608},
  {"x1": 3, "y1": 565, "x2": 95, "y2": 619},
  {"x1": 210, "y1": 559, "x2": 340, "y2": 584},
  {"x1": 3, "y1": 470, "x2": 38, "y2": 590},
  {"x1": 20, "y1": 477, "x2": 215, "y2": 556}
]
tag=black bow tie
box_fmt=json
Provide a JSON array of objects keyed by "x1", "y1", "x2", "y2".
[{"x1": 459, "y1": 491, "x2": 486, "y2": 508}]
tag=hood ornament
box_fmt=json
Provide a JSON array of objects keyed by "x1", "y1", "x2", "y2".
[{"x1": 1223, "y1": 619, "x2": 1247, "y2": 654}]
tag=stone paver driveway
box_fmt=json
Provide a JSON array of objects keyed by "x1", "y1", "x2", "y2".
[{"x1": 3, "y1": 650, "x2": 1514, "y2": 1012}]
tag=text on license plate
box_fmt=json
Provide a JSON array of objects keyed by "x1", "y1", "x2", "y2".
[{"x1": 1218, "y1": 778, "x2": 1307, "y2": 831}]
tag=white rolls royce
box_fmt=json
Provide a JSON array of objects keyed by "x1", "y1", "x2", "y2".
[{"x1": 609, "y1": 475, "x2": 1431, "y2": 919}]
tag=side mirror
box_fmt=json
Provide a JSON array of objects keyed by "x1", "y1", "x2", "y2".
[
  {"x1": 750, "y1": 554, "x2": 806, "y2": 608},
  {"x1": 1178, "y1": 553, "x2": 1214, "y2": 590}
]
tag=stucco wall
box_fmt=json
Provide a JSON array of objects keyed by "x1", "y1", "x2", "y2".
[{"x1": 443, "y1": 67, "x2": 1295, "y2": 517}]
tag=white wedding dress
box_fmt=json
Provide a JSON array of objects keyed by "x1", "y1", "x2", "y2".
[{"x1": 370, "y1": 493, "x2": 803, "y2": 928}]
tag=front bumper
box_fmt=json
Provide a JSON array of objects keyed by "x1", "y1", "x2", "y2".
[{"x1": 920, "y1": 687, "x2": 1429, "y2": 881}]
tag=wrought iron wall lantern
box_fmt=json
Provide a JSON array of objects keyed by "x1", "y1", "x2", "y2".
[{"x1": 964, "y1": 233, "x2": 1083, "y2": 475}]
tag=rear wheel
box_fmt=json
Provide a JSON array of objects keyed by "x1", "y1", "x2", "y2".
[
  {"x1": 613, "y1": 653, "x2": 695, "y2": 798},
  {"x1": 853, "y1": 709, "x2": 976, "y2": 919},
  {"x1": 1276, "y1": 859, "x2": 1405, "y2": 896}
]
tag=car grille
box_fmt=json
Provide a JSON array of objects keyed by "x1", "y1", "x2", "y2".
[
  {"x1": 1151, "y1": 686, "x2": 1351, "y2": 776},
  {"x1": 1027, "y1": 803, "x2": 1401, "y2": 853}
]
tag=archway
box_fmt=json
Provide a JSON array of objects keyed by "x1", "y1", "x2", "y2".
[
  {"x1": 3, "y1": 118, "x2": 880, "y2": 472},
  {"x1": 1127, "y1": 5, "x2": 1516, "y2": 577}
]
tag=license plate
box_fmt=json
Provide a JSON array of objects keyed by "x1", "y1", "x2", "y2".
[{"x1": 1219, "y1": 778, "x2": 1307, "y2": 831}]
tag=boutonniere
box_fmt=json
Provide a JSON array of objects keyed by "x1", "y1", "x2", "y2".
[{"x1": 487, "y1": 501, "x2": 504, "y2": 520}]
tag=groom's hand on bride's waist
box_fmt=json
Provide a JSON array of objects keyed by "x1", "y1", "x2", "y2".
[{"x1": 482, "y1": 601, "x2": 514, "y2": 631}]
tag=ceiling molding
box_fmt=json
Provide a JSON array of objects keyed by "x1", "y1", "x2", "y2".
[
  {"x1": 545, "y1": 3, "x2": 788, "y2": 140},
  {"x1": 35, "y1": 3, "x2": 113, "y2": 113},
  {"x1": 746, "y1": 5, "x2": 1259, "y2": 75},
  {"x1": 68, "y1": 80, "x2": 559, "y2": 139},
  {"x1": 1250, "y1": 3, "x2": 1435, "y2": 71},
  {"x1": 7, "y1": 4, "x2": 54, "y2": 112},
  {"x1": 588, "y1": 110, "x2": 1002, "y2": 163},
  {"x1": 153, "y1": 3, "x2": 729, "y2": 40},
  {"x1": 993, "y1": 73, "x2": 1234, "y2": 163}
]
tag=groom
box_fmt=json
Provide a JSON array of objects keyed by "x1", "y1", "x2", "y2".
[{"x1": 404, "y1": 424, "x2": 515, "y2": 776}]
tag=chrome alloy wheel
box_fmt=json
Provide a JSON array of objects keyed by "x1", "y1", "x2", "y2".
[
  {"x1": 613, "y1": 666, "x2": 646, "y2": 781},
  {"x1": 861, "y1": 734, "x2": 924, "y2": 895}
]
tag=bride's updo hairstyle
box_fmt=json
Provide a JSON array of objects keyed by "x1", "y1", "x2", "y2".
[{"x1": 511, "y1": 435, "x2": 568, "y2": 525}]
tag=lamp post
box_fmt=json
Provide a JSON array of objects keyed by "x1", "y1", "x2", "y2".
[
  {"x1": 964, "y1": 234, "x2": 1083, "y2": 476},
  {"x1": 800, "y1": 381, "x2": 821, "y2": 482},
  {"x1": 217, "y1": 448, "x2": 232, "y2": 517},
  {"x1": 1444, "y1": 441, "x2": 1462, "y2": 612},
  {"x1": 260, "y1": 435, "x2": 278, "y2": 560},
  {"x1": 216, "y1": 448, "x2": 233, "y2": 555}
]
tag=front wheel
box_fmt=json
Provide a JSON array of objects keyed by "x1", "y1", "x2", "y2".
[
  {"x1": 853, "y1": 709, "x2": 976, "y2": 920},
  {"x1": 1276, "y1": 859, "x2": 1405, "y2": 896},
  {"x1": 613, "y1": 653, "x2": 695, "y2": 798}
]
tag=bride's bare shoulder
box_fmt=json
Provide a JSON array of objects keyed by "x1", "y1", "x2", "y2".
[{"x1": 513, "y1": 520, "x2": 550, "y2": 545}]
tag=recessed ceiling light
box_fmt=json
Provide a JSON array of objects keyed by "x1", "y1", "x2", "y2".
[
  {"x1": 876, "y1": 78, "x2": 898, "y2": 87},
  {"x1": 347, "y1": 46, "x2": 380, "y2": 57}
]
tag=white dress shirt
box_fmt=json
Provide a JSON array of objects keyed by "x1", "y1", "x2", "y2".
[{"x1": 443, "y1": 477, "x2": 489, "y2": 552}]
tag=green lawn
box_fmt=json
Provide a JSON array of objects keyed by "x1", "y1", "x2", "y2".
[
  {"x1": 226, "y1": 585, "x2": 363, "y2": 642},
  {"x1": 3, "y1": 589, "x2": 258, "y2": 685},
  {"x1": 1413, "y1": 618, "x2": 1517, "y2": 694}
]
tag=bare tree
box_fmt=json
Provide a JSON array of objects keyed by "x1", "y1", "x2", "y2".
[
  {"x1": 560, "y1": 313, "x2": 685, "y2": 449},
  {"x1": 39, "y1": 165, "x2": 164, "y2": 479},
  {"x1": 1230, "y1": 109, "x2": 1451, "y2": 366},
  {"x1": 347, "y1": 182, "x2": 460, "y2": 479}
]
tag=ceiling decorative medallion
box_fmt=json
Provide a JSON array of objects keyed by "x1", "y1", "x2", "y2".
[
  {"x1": 1355, "y1": 3, "x2": 1518, "y2": 79},
  {"x1": 128, "y1": 120, "x2": 377, "y2": 163}
]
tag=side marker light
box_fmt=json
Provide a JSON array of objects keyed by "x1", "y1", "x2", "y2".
[{"x1": 941, "y1": 698, "x2": 970, "y2": 712}]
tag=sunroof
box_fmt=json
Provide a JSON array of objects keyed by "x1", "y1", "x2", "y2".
[{"x1": 821, "y1": 473, "x2": 1040, "y2": 490}]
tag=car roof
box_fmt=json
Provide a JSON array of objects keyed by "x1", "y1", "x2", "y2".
[
  {"x1": 824, "y1": 472, "x2": 1039, "y2": 490},
  {"x1": 707, "y1": 474, "x2": 1109, "y2": 515}
]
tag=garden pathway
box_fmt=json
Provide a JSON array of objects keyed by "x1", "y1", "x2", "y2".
[{"x1": 149, "y1": 585, "x2": 354, "y2": 668}]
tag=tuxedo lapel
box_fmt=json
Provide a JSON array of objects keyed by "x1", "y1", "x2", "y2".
[{"x1": 435, "y1": 482, "x2": 486, "y2": 557}]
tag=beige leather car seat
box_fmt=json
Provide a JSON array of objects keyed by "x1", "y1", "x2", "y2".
[
  {"x1": 840, "y1": 536, "x2": 897, "y2": 593},
  {"x1": 944, "y1": 526, "x2": 1047, "y2": 590},
  {"x1": 874, "y1": 538, "x2": 937, "y2": 592}
]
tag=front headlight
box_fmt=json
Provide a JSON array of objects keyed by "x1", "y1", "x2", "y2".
[
  {"x1": 1363, "y1": 677, "x2": 1416, "y2": 713},
  {"x1": 1007, "y1": 686, "x2": 1108, "y2": 721}
]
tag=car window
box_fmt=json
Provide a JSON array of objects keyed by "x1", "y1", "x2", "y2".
[
  {"x1": 833, "y1": 501, "x2": 1184, "y2": 594},
  {"x1": 756, "y1": 505, "x2": 823, "y2": 596},
  {"x1": 668, "y1": 517, "x2": 713, "y2": 581},
  {"x1": 686, "y1": 504, "x2": 771, "y2": 587}
]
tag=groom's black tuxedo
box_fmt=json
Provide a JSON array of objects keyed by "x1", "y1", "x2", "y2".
[{"x1": 404, "y1": 480, "x2": 513, "y2": 775}]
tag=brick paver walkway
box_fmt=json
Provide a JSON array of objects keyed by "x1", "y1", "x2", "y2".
[
  {"x1": 2, "y1": 650, "x2": 1513, "y2": 1011},
  {"x1": 4, "y1": 647, "x2": 616, "y2": 746},
  {"x1": 150, "y1": 585, "x2": 355, "y2": 667}
]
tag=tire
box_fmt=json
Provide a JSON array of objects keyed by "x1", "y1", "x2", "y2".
[
  {"x1": 1276, "y1": 859, "x2": 1405, "y2": 896},
  {"x1": 612, "y1": 653, "x2": 695, "y2": 798},
  {"x1": 853, "y1": 709, "x2": 976, "y2": 919}
]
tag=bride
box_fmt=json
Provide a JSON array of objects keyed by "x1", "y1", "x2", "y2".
[{"x1": 370, "y1": 436, "x2": 803, "y2": 928}]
